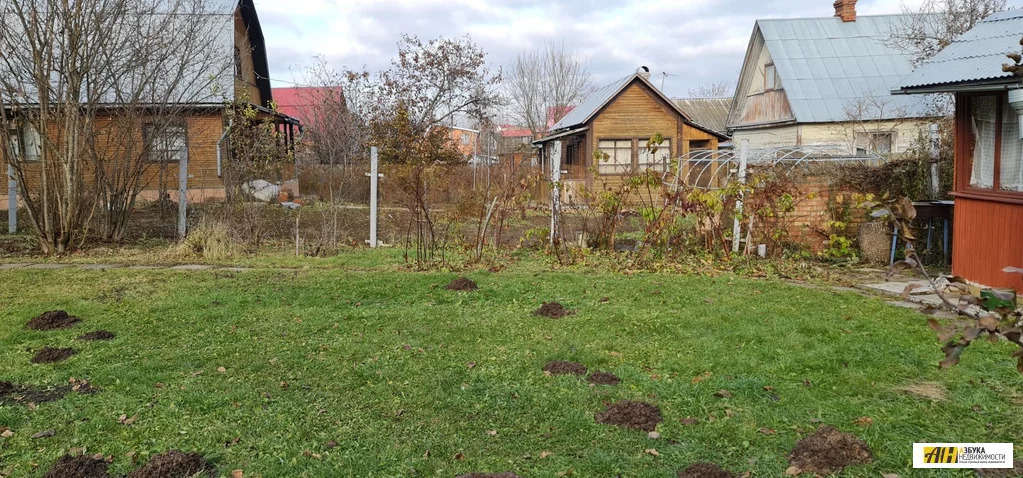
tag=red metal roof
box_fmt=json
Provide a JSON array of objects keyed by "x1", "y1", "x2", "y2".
[
  {"x1": 499, "y1": 124, "x2": 532, "y2": 138},
  {"x1": 271, "y1": 87, "x2": 344, "y2": 128}
]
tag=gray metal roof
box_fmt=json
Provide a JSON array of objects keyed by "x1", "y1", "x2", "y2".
[
  {"x1": 673, "y1": 97, "x2": 732, "y2": 136},
  {"x1": 758, "y1": 14, "x2": 932, "y2": 122},
  {"x1": 896, "y1": 10, "x2": 1023, "y2": 91},
  {"x1": 549, "y1": 74, "x2": 633, "y2": 131}
]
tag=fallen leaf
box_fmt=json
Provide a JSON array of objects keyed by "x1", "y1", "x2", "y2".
[
  {"x1": 26, "y1": 402, "x2": 37, "y2": 411},
  {"x1": 882, "y1": 474, "x2": 900, "y2": 478},
  {"x1": 466, "y1": 361, "x2": 476, "y2": 369},
  {"x1": 453, "y1": 453, "x2": 465, "y2": 461},
  {"x1": 802, "y1": 379, "x2": 812, "y2": 387},
  {"x1": 31, "y1": 429, "x2": 54, "y2": 439},
  {"x1": 647, "y1": 431, "x2": 660, "y2": 439},
  {"x1": 555, "y1": 469, "x2": 574, "y2": 477},
  {"x1": 714, "y1": 389, "x2": 733, "y2": 399},
  {"x1": 680, "y1": 417, "x2": 698, "y2": 425},
  {"x1": 486, "y1": 429, "x2": 497, "y2": 436},
  {"x1": 1, "y1": 429, "x2": 13, "y2": 438},
  {"x1": 422, "y1": 449, "x2": 430, "y2": 458},
  {"x1": 854, "y1": 416, "x2": 874, "y2": 427},
  {"x1": 739, "y1": 472, "x2": 752, "y2": 478},
  {"x1": 763, "y1": 385, "x2": 775, "y2": 391},
  {"x1": 118, "y1": 414, "x2": 138, "y2": 426},
  {"x1": 231, "y1": 470, "x2": 244, "y2": 478},
  {"x1": 540, "y1": 451, "x2": 552, "y2": 459},
  {"x1": 758, "y1": 427, "x2": 776, "y2": 435},
  {"x1": 644, "y1": 448, "x2": 660, "y2": 457},
  {"x1": 217, "y1": 367, "x2": 227, "y2": 373},
  {"x1": 785, "y1": 465, "x2": 802, "y2": 476},
  {"x1": 190, "y1": 370, "x2": 203, "y2": 377}
]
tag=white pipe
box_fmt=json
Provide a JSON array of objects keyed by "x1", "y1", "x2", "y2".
[
  {"x1": 549, "y1": 141, "x2": 562, "y2": 246},
  {"x1": 368, "y1": 146, "x2": 379, "y2": 248},
  {"x1": 732, "y1": 140, "x2": 749, "y2": 253},
  {"x1": 7, "y1": 164, "x2": 16, "y2": 234},
  {"x1": 216, "y1": 119, "x2": 233, "y2": 177},
  {"x1": 178, "y1": 150, "x2": 189, "y2": 240}
]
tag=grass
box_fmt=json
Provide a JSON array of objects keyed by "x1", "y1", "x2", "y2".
[{"x1": 0, "y1": 259, "x2": 1020, "y2": 477}]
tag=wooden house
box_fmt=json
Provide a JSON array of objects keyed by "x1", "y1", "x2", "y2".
[
  {"x1": 726, "y1": 0, "x2": 939, "y2": 155},
  {"x1": 534, "y1": 69, "x2": 727, "y2": 204},
  {"x1": 1, "y1": 0, "x2": 300, "y2": 212},
  {"x1": 894, "y1": 10, "x2": 1023, "y2": 291}
]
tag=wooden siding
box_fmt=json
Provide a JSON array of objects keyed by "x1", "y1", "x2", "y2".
[
  {"x1": 1, "y1": 115, "x2": 225, "y2": 198},
  {"x1": 733, "y1": 121, "x2": 931, "y2": 153},
  {"x1": 234, "y1": 10, "x2": 263, "y2": 104},
  {"x1": 728, "y1": 32, "x2": 796, "y2": 128}
]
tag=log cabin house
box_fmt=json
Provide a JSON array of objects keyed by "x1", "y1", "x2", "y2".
[
  {"x1": 1, "y1": 0, "x2": 300, "y2": 213},
  {"x1": 894, "y1": 10, "x2": 1023, "y2": 291},
  {"x1": 534, "y1": 69, "x2": 727, "y2": 204},
  {"x1": 726, "y1": 0, "x2": 939, "y2": 155}
]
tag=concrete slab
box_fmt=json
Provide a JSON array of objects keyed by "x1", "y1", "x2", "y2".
[
  {"x1": 862, "y1": 281, "x2": 934, "y2": 295},
  {"x1": 0, "y1": 263, "x2": 30, "y2": 270},
  {"x1": 170, "y1": 264, "x2": 214, "y2": 270},
  {"x1": 886, "y1": 300, "x2": 921, "y2": 309},
  {"x1": 218, "y1": 267, "x2": 249, "y2": 272},
  {"x1": 27, "y1": 263, "x2": 69, "y2": 269},
  {"x1": 79, "y1": 264, "x2": 120, "y2": 270},
  {"x1": 127, "y1": 265, "x2": 161, "y2": 270}
]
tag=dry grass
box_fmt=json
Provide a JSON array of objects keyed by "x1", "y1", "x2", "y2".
[{"x1": 894, "y1": 382, "x2": 949, "y2": 401}]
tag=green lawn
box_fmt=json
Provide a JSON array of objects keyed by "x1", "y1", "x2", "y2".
[{"x1": 0, "y1": 259, "x2": 1019, "y2": 477}]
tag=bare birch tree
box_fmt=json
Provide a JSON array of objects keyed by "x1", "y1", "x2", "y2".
[
  {"x1": 0, "y1": 0, "x2": 232, "y2": 251},
  {"x1": 506, "y1": 41, "x2": 593, "y2": 137},
  {"x1": 887, "y1": 0, "x2": 1007, "y2": 66},
  {"x1": 687, "y1": 80, "x2": 733, "y2": 98}
]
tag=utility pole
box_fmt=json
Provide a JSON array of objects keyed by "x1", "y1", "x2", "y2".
[
  {"x1": 177, "y1": 152, "x2": 188, "y2": 240},
  {"x1": 367, "y1": 146, "x2": 380, "y2": 247},
  {"x1": 7, "y1": 164, "x2": 16, "y2": 234}
]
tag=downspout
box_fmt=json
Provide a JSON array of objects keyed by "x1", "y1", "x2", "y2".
[{"x1": 216, "y1": 118, "x2": 233, "y2": 177}]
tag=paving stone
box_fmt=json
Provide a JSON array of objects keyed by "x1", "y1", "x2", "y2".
[
  {"x1": 80, "y1": 264, "x2": 120, "y2": 270},
  {"x1": 886, "y1": 300, "x2": 922, "y2": 309},
  {"x1": 218, "y1": 267, "x2": 249, "y2": 272},
  {"x1": 862, "y1": 281, "x2": 934, "y2": 296},
  {"x1": 127, "y1": 265, "x2": 161, "y2": 270},
  {"x1": 0, "y1": 263, "x2": 30, "y2": 269},
  {"x1": 170, "y1": 264, "x2": 214, "y2": 270},
  {"x1": 27, "y1": 263, "x2": 69, "y2": 269}
]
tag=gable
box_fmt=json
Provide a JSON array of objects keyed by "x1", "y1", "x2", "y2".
[
  {"x1": 727, "y1": 27, "x2": 796, "y2": 129},
  {"x1": 591, "y1": 81, "x2": 682, "y2": 137},
  {"x1": 235, "y1": 0, "x2": 273, "y2": 107}
]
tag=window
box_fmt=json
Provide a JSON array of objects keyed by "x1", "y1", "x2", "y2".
[
  {"x1": 965, "y1": 94, "x2": 1023, "y2": 193},
  {"x1": 854, "y1": 132, "x2": 894, "y2": 155},
  {"x1": 143, "y1": 123, "x2": 188, "y2": 162},
  {"x1": 638, "y1": 138, "x2": 672, "y2": 172},
  {"x1": 461, "y1": 133, "x2": 470, "y2": 145},
  {"x1": 597, "y1": 140, "x2": 633, "y2": 174},
  {"x1": 7, "y1": 123, "x2": 40, "y2": 162},
  {"x1": 765, "y1": 63, "x2": 779, "y2": 91},
  {"x1": 234, "y1": 47, "x2": 243, "y2": 78}
]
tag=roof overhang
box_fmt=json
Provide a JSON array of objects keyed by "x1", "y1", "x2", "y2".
[
  {"x1": 893, "y1": 78, "x2": 1023, "y2": 95},
  {"x1": 532, "y1": 126, "x2": 588, "y2": 146}
]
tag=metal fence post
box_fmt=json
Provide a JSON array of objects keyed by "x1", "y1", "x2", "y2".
[
  {"x1": 177, "y1": 153, "x2": 188, "y2": 240},
  {"x1": 7, "y1": 164, "x2": 16, "y2": 234},
  {"x1": 549, "y1": 141, "x2": 562, "y2": 246},
  {"x1": 368, "y1": 146, "x2": 379, "y2": 248},
  {"x1": 732, "y1": 140, "x2": 749, "y2": 254},
  {"x1": 928, "y1": 123, "x2": 940, "y2": 199}
]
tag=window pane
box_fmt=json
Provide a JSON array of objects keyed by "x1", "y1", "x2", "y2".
[
  {"x1": 639, "y1": 138, "x2": 671, "y2": 172},
  {"x1": 597, "y1": 139, "x2": 632, "y2": 174},
  {"x1": 21, "y1": 123, "x2": 40, "y2": 161},
  {"x1": 1000, "y1": 98, "x2": 1023, "y2": 192},
  {"x1": 765, "y1": 65, "x2": 776, "y2": 90},
  {"x1": 970, "y1": 96, "x2": 996, "y2": 189}
]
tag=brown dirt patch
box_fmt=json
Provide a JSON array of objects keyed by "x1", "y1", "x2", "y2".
[
  {"x1": 26, "y1": 310, "x2": 81, "y2": 331},
  {"x1": 445, "y1": 277, "x2": 478, "y2": 291},
  {"x1": 456, "y1": 474, "x2": 522, "y2": 478},
  {"x1": 0, "y1": 381, "x2": 67, "y2": 404},
  {"x1": 895, "y1": 382, "x2": 948, "y2": 401},
  {"x1": 587, "y1": 371, "x2": 621, "y2": 385},
  {"x1": 677, "y1": 462, "x2": 735, "y2": 478},
  {"x1": 126, "y1": 450, "x2": 214, "y2": 478},
  {"x1": 595, "y1": 400, "x2": 662, "y2": 431},
  {"x1": 533, "y1": 301, "x2": 575, "y2": 319},
  {"x1": 78, "y1": 330, "x2": 116, "y2": 341},
  {"x1": 977, "y1": 460, "x2": 1023, "y2": 477},
  {"x1": 788, "y1": 426, "x2": 872, "y2": 475},
  {"x1": 43, "y1": 455, "x2": 109, "y2": 478},
  {"x1": 543, "y1": 360, "x2": 587, "y2": 376},
  {"x1": 31, "y1": 347, "x2": 76, "y2": 364}
]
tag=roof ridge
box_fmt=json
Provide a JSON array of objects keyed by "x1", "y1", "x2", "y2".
[{"x1": 757, "y1": 13, "x2": 915, "y2": 22}]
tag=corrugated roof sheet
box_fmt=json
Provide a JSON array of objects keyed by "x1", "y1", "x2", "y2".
[
  {"x1": 549, "y1": 74, "x2": 633, "y2": 131},
  {"x1": 897, "y1": 10, "x2": 1023, "y2": 90},
  {"x1": 673, "y1": 97, "x2": 732, "y2": 136},
  {"x1": 758, "y1": 14, "x2": 932, "y2": 122}
]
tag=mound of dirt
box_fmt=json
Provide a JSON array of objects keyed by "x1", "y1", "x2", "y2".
[
  {"x1": 595, "y1": 400, "x2": 662, "y2": 431},
  {"x1": 445, "y1": 277, "x2": 478, "y2": 291},
  {"x1": 26, "y1": 310, "x2": 81, "y2": 331},
  {"x1": 0, "y1": 381, "x2": 68, "y2": 404},
  {"x1": 788, "y1": 426, "x2": 872, "y2": 475},
  {"x1": 533, "y1": 302, "x2": 575, "y2": 319},
  {"x1": 43, "y1": 455, "x2": 109, "y2": 478},
  {"x1": 31, "y1": 347, "x2": 76, "y2": 364},
  {"x1": 127, "y1": 450, "x2": 214, "y2": 478},
  {"x1": 78, "y1": 330, "x2": 116, "y2": 341},
  {"x1": 456, "y1": 474, "x2": 522, "y2": 478},
  {"x1": 543, "y1": 360, "x2": 587, "y2": 376},
  {"x1": 587, "y1": 371, "x2": 621, "y2": 385},
  {"x1": 677, "y1": 462, "x2": 735, "y2": 478}
]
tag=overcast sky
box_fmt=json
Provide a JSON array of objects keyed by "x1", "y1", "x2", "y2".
[{"x1": 251, "y1": 0, "x2": 1012, "y2": 102}]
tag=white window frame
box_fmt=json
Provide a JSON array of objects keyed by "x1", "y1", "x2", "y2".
[
  {"x1": 597, "y1": 139, "x2": 633, "y2": 175},
  {"x1": 765, "y1": 63, "x2": 778, "y2": 91},
  {"x1": 638, "y1": 138, "x2": 672, "y2": 172}
]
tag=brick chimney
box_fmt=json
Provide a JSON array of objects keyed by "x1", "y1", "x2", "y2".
[{"x1": 834, "y1": 0, "x2": 857, "y2": 22}]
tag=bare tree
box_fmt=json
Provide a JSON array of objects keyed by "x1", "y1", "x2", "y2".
[
  {"x1": 888, "y1": 0, "x2": 1007, "y2": 67},
  {"x1": 0, "y1": 0, "x2": 232, "y2": 251},
  {"x1": 687, "y1": 80, "x2": 734, "y2": 98},
  {"x1": 506, "y1": 41, "x2": 593, "y2": 137},
  {"x1": 832, "y1": 92, "x2": 911, "y2": 156}
]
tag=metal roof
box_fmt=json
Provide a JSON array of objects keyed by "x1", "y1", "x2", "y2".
[
  {"x1": 673, "y1": 97, "x2": 732, "y2": 136},
  {"x1": 896, "y1": 10, "x2": 1023, "y2": 92},
  {"x1": 757, "y1": 14, "x2": 932, "y2": 122},
  {"x1": 548, "y1": 74, "x2": 634, "y2": 131}
]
